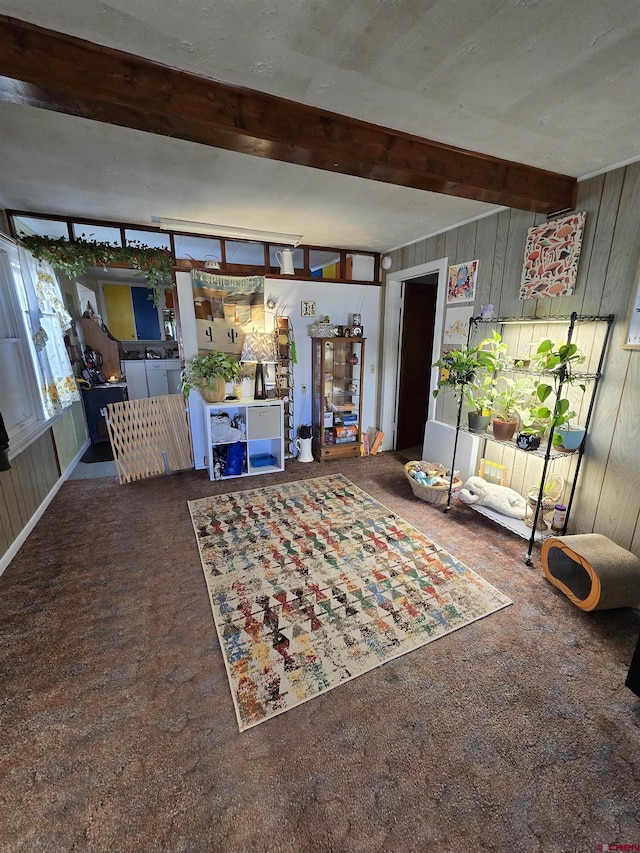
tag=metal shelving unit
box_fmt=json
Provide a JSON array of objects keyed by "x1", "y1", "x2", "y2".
[
  {"x1": 276, "y1": 317, "x2": 295, "y2": 458},
  {"x1": 444, "y1": 312, "x2": 614, "y2": 565}
]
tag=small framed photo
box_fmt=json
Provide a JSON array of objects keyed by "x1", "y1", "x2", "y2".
[
  {"x1": 447, "y1": 259, "x2": 478, "y2": 304},
  {"x1": 301, "y1": 300, "x2": 316, "y2": 317},
  {"x1": 342, "y1": 326, "x2": 352, "y2": 337},
  {"x1": 352, "y1": 325, "x2": 363, "y2": 338}
]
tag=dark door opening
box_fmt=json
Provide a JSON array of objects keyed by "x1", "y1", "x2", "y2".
[{"x1": 395, "y1": 272, "x2": 438, "y2": 452}]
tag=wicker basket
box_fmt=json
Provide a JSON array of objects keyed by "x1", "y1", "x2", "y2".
[
  {"x1": 198, "y1": 378, "x2": 226, "y2": 403},
  {"x1": 404, "y1": 461, "x2": 462, "y2": 506},
  {"x1": 524, "y1": 473, "x2": 565, "y2": 529}
]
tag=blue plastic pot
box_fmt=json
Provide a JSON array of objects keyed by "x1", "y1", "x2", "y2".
[{"x1": 556, "y1": 425, "x2": 586, "y2": 451}]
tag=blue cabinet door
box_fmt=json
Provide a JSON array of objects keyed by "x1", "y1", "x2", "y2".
[{"x1": 131, "y1": 286, "x2": 161, "y2": 340}]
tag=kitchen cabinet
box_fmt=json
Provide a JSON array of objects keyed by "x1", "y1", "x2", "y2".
[
  {"x1": 121, "y1": 359, "x2": 182, "y2": 399},
  {"x1": 202, "y1": 398, "x2": 284, "y2": 480},
  {"x1": 122, "y1": 361, "x2": 147, "y2": 400},
  {"x1": 81, "y1": 383, "x2": 127, "y2": 444},
  {"x1": 311, "y1": 336, "x2": 365, "y2": 462},
  {"x1": 103, "y1": 284, "x2": 161, "y2": 341}
]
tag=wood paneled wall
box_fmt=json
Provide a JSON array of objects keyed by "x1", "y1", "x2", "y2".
[
  {"x1": 0, "y1": 402, "x2": 88, "y2": 564},
  {"x1": 0, "y1": 428, "x2": 60, "y2": 558},
  {"x1": 387, "y1": 162, "x2": 640, "y2": 553}
]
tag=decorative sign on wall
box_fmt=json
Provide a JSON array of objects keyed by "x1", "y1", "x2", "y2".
[
  {"x1": 447, "y1": 260, "x2": 478, "y2": 304},
  {"x1": 443, "y1": 305, "x2": 475, "y2": 344},
  {"x1": 191, "y1": 270, "x2": 265, "y2": 353},
  {"x1": 519, "y1": 212, "x2": 586, "y2": 300}
]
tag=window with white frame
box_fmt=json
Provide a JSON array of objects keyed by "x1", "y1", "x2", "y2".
[
  {"x1": 0, "y1": 237, "x2": 43, "y2": 453},
  {"x1": 0, "y1": 234, "x2": 79, "y2": 458}
]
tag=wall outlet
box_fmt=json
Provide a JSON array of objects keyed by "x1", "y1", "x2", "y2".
[{"x1": 370, "y1": 364, "x2": 376, "y2": 374}]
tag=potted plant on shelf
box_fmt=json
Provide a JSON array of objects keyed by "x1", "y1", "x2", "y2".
[
  {"x1": 463, "y1": 375, "x2": 496, "y2": 433},
  {"x1": 433, "y1": 332, "x2": 506, "y2": 432},
  {"x1": 515, "y1": 425, "x2": 542, "y2": 451},
  {"x1": 181, "y1": 350, "x2": 241, "y2": 403},
  {"x1": 514, "y1": 395, "x2": 552, "y2": 450},
  {"x1": 530, "y1": 339, "x2": 587, "y2": 451},
  {"x1": 490, "y1": 375, "x2": 537, "y2": 442}
]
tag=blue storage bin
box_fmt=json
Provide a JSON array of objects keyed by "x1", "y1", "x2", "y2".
[{"x1": 250, "y1": 453, "x2": 276, "y2": 467}]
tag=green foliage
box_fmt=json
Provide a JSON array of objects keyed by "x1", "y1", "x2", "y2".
[
  {"x1": 492, "y1": 375, "x2": 537, "y2": 422},
  {"x1": 181, "y1": 350, "x2": 241, "y2": 396},
  {"x1": 433, "y1": 332, "x2": 506, "y2": 404},
  {"x1": 20, "y1": 234, "x2": 174, "y2": 305},
  {"x1": 528, "y1": 339, "x2": 586, "y2": 443},
  {"x1": 463, "y1": 373, "x2": 496, "y2": 414}
]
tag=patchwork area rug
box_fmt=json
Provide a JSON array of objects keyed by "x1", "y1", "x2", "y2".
[{"x1": 188, "y1": 474, "x2": 512, "y2": 731}]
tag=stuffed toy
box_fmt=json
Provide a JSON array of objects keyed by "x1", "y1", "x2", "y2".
[{"x1": 458, "y1": 475, "x2": 530, "y2": 519}]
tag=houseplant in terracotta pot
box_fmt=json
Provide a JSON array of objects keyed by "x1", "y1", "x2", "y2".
[
  {"x1": 491, "y1": 375, "x2": 537, "y2": 442},
  {"x1": 181, "y1": 350, "x2": 241, "y2": 402}
]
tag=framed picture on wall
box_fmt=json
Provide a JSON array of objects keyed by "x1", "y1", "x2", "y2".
[
  {"x1": 623, "y1": 256, "x2": 640, "y2": 349},
  {"x1": 519, "y1": 212, "x2": 586, "y2": 300},
  {"x1": 443, "y1": 305, "x2": 474, "y2": 344},
  {"x1": 447, "y1": 260, "x2": 478, "y2": 304}
]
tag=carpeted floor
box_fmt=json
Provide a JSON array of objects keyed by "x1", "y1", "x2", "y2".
[{"x1": 1, "y1": 452, "x2": 639, "y2": 851}]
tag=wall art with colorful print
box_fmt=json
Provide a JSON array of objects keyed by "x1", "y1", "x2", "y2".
[
  {"x1": 447, "y1": 259, "x2": 478, "y2": 304},
  {"x1": 519, "y1": 212, "x2": 586, "y2": 300},
  {"x1": 443, "y1": 305, "x2": 475, "y2": 345}
]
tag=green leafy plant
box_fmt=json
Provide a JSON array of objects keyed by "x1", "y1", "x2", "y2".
[
  {"x1": 528, "y1": 339, "x2": 587, "y2": 445},
  {"x1": 433, "y1": 332, "x2": 506, "y2": 403},
  {"x1": 181, "y1": 350, "x2": 241, "y2": 397},
  {"x1": 20, "y1": 234, "x2": 174, "y2": 305},
  {"x1": 463, "y1": 373, "x2": 498, "y2": 414},
  {"x1": 491, "y1": 374, "x2": 537, "y2": 422}
]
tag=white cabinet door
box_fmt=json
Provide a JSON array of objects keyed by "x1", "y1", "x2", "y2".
[
  {"x1": 166, "y1": 366, "x2": 182, "y2": 395},
  {"x1": 145, "y1": 362, "x2": 169, "y2": 397},
  {"x1": 122, "y1": 361, "x2": 148, "y2": 400}
]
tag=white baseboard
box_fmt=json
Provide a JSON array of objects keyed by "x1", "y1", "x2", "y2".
[{"x1": 0, "y1": 440, "x2": 90, "y2": 577}]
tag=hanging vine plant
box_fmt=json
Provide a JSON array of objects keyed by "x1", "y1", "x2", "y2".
[{"x1": 20, "y1": 235, "x2": 175, "y2": 305}]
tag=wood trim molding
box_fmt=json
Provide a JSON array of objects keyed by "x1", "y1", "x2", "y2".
[{"x1": 0, "y1": 15, "x2": 577, "y2": 214}]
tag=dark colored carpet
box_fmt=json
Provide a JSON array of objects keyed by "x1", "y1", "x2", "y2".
[
  {"x1": 80, "y1": 442, "x2": 114, "y2": 463},
  {"x1": 1, "y1": 453, "x2": 639, "y2": 852}
]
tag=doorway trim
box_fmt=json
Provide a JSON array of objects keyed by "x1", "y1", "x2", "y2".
[{"x1": 379, "y1": 257, "x2": 448, "y2": 450}]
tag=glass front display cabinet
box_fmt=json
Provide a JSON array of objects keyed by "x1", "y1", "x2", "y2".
[{"x1": 311, "y1": 336, "x2": 365, "y2": 462}]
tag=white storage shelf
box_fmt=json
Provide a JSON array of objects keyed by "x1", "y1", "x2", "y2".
[{"x1": 203, "y1": 398, "x2": 284, "y2": 480}]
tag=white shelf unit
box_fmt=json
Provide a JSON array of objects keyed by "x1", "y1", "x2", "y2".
[
  {"x1": 203, "y1": 398, "x2": 284, "y2": 480},
  {"x1": 444, "y1": 312, "x2": 614, "y2": 565}
]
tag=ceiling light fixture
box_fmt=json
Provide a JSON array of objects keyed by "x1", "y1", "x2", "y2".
[{"x1": 153, "y1": 217, "x2": 303, "y2": 246}]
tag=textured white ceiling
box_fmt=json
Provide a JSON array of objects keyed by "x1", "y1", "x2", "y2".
[{"x1": 1, "y1": 0, "x2": 639, "y2": 251}]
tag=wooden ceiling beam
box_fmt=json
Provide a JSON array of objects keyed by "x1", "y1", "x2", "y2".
[{"x1": 0, "y1": 15, "x2": 577, "y2": 214}]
